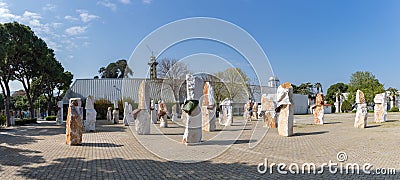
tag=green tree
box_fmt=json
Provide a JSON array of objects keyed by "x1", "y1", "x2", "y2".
[
  {"x1": 387, "y1": 87, "x2": 399, "y2": 108},
  {"x1": 99, "y1": 59, "x2": 133, "y2": 78},
  {"x1": 0, "y1": 22, "x2": 17, "y2": 126},
  {"x1": 326, "y1": 83, "x2": 349, "y2": 102},
  {"x1": 293, "y1": 82, "x2": 314, "y2": 97},
  {"x1": 348, "y1": 71, "x2": 385, "y2": 104},
  {"x1": 215, "y1": 68, "x2": 250, "y2": 101},
  {"x1": 341, "y1": 100, "x2": 352, "y2": 113},
  {"x1": 314, "y1": 82, "x2": 323, "y2": 93}
]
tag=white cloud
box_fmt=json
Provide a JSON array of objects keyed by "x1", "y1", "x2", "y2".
[
  {"x1": 97, "y1": 0, "x2": 117, "y2": 11},
  {"x1": 78, "y1": 10, "x2": 99, "y2": 23},
  {"x1": 142, "y1": 0, "x2": 152, "y2": 4},
  {"x1": 120, "y1": 0, "x2": 131, "y2": 4},
  {"x1": 0, "y1": 2, "x2": 20, "y2": 23},
  {"x1": 65, "y1": 26, "x2": 87, "y2": 36},
  {"x1": 42, "y1": 4, "x2": 56, "y2": 12},
  {"x1": 64, "y1": 15, "x2": 78, "y2": 21}
]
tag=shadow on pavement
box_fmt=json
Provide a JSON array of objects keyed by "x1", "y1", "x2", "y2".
[
  {"x1": 14, "y1": 157, "x2": 399, "y2": 179},
  {"x1": 293, "y1": 131, "x2": 329, "y2": 137}
]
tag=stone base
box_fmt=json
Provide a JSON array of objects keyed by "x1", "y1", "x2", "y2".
[
  {"x1": 85, "y1": 109, "x2": 96, "y2": 132},
  {"x1": 201, "y1": 106, "x2": 216, "y2": 132},
  {"x1": 374, "y1": 104, "x2": 386, "y2": 123},
  {"x1": 355, "y1": 104, "x2": 367, "y2": 128},
  {"x1": 313, "y1": 106, "x2": 324, "y2": 125},
  {"x1": 135, "y1": 110, "x2": 150, "y2": 135},
  {"x1": 66, "y1": 108, "x2": 83, "y2": 145},
  {"x1": 150, "y1": 110, "x2": 157, "y2": 124},
  {"x1": 112, "y1": 110, "x2": 119, "y2": 124},
  {"x1": 278, "y1": 104, "x2": 294, "y2": 137},
  {"x1": 160, "y1": 115, "x2": 168, "y2": 128},
  {"x1": 263, "y1": 111, "x2": 276, "y2": 128},
  {"x1": 56, "y1": 110, "x2": 63, "y2": 125},
  {"x1": 183, "y1": 106, "x2": 202, "y2": 144}
]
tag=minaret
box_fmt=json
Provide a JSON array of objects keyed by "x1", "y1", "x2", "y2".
[{"x1": 148, "y1": 55, "x2": 158, "y2": 80}]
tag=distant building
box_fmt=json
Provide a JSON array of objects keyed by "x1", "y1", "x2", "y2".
[{"x1": 268, "y1": 76, "x2": 280, "y2": 88}]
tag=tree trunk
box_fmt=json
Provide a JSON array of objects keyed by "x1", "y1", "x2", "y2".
[
  {"x1": 337, "y1": 95, "x2": 341, "y2": 113},
  {"x1": 4, "y1": 85, "x2": 11, "y2": 127},
  {"x1": 20, "y1": 80, "x2": 35, "y2": 119},
  {"x1": 393, "y1": 96, "x2": 396, "y2": 108}
]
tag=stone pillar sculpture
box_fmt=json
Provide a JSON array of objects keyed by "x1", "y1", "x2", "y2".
[
  {"x1": 260, "y1": 94, "x2": 276, "y2": 128},
  {"x1": 182, "y1": 74, "x2": 203, "y2": 145},
  {"x1": 66, "y1": 98, "x2": 83, "y2": 145},
  {"x1": 106, "y1": 107, "x2": 113, "y2": 124},
  {"x1": 158, "y1": 101, "x2": 168, "y2": 128},
  {"x1": 276, "y1": 82, "x2": 294, "y2": 137},
  {"x1": 243, "y1": 101, "x2": 252, "y2": 121},
  {"x1": 85, "y1": 95, "x2": 97, "y2": 132},
  {"x1": 202, "y1": 82, "x2": 216, "y2": 132},
  {"x1": 252, "y1": 102, "x2": 258, "y2": 120},
  {"x1": 171, "y1": 103, "x2": 179, "y2": 123},
  {"x1": 134, "y1": 81, "x2": 150, "y2": 134},
  {"x1": 123, "y1": 102, "x2": 133, "y2": 126},
  {"x1": 219, "y1": 98, "x2": 233, "y2": 126},
  {"x1": 56, "y1": 101, "x2": 63, "y2": 125},
  {"x1": 150, "y1": 100, "x2": 157, "y2": 124},
  {"x1": 313, "y1": 93, "x2": 324, "y2": 125},
  {"x1": 112, "y1": 100, "x2": 119, "y2": 124},
  {"x1": 354, "y1": 90, "x2": 368, "y2": 128},
  {"x1": 374, "y1": 92, "x2": 387, "y2": 123}
]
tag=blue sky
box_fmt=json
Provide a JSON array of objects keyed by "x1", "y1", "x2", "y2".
[{"x1": 1, "y1": 0, "x2": 400, "y2": 92}]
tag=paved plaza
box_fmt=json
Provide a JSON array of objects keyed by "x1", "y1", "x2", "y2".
[{"x1": 0, "y1": 113, "x2": 399, "y2": 179}]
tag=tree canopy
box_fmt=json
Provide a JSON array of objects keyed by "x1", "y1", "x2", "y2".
[
  {"x1": 326, "y1": 83, "x2": 349, "y2": 102},
  {"x1": 98, "y1": 59, "x2": 133, "y2": 78},
  {"x1": 348, "y1": 71, "x2": 385, "y2": 104}
]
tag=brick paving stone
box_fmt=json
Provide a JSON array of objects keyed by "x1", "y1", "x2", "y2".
[{"x1": 0, "y1": 114, "x2": 398, "y2": 179}]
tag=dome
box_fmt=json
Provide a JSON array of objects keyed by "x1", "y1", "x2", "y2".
[{"x1": 269, "y1": 76, "x2": 279, "y2": 81}]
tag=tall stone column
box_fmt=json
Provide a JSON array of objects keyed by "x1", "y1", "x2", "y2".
[
  {"x1": 150, "y1": 100, "x2": 157, "y2": 124},
  {"x1": 106, "y1": 107, "x2": 112, "y2": 124},
  {"x1": 112, "y1": 100, "x2": 119, "y2": 124},
  {"x1": 66, "y1": 98, "x2": 83, "y2": 145},
  {"x1": 123, "y1": 102, "x2": 133, "y2": 126},
  {"x1": 219, "y1": 98, "x2": 233, "y2": 126},
  {"x1": 56, "y1": 101, "x2": 63, "y2": 125},
  {"x1": 135, "y1": 81, "x2": 150, "y2": 134},
  {"x1": 243, "y1": 101, "x2": 252, "y2": 121},
  {"x1": 374, "y1": 92, "x2": 387, "y2": 123},
  {"x1": 182, "y1": 74, "x2": 203, "y2": 145},
  {"x1": 276, "y1": 82, "x2": 294, "y2": 137},
  {"x1": 261, "y1": 94, "x2": 276, "y2": 128},
  {"x1": 202, "y1": 82, "x2": 216, "y2": 132},
  {"x1": 313, "y1": 93, "x2": 324, "y2": 125},
  {"x1": 158, "y1": 101, "x2": 168, "y2": 128},
  {"x1": 252, "y1": 102, "x2": 258, "y2": 120},
  {"x1": 85, "y1": 95, "x2": 97, "y2": 132},
  {"x1": 354, "y1": 90, "x2": 368, "y2": 128}
]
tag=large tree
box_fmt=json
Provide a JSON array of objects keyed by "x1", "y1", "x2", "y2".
[
  {"x1": 215, "y1": 68, "x2": 250, "y2": 101},
  {"x1": 293, "y1": 82, "x2": 315, "y2": 97},
  {"x1": 157, "y1": 58, "x2": 189, "y2": 102},
  {"x1": 0, "y1": 23, "x2": 17, "y2": 126},
  {"x1": 99, "y1": 59, "x2": 133, "y2": 78},
  {"x1": 326, "y1": 83, "x2": 349, "y2": 102},
  {"x1": 348, "y1": 71, "x2": 385, "y2": 104}
]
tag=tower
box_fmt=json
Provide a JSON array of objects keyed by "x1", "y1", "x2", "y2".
[
  {"x1": 268, "y1": 76, "x2": 280, "y2": 88},
  {"x1": 148, "y1": 55, "x2": 158, "y2": 80}
]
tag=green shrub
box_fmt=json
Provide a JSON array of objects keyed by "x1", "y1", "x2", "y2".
[
  {"x1": 15, "y1": 118, "x2": 37, "y2": 125},
  {"x1": 0, "y1": 115, "x2": 6, "y2": 126},
  {"x1": 95, "y1": 99, "x2": 113, "y2": 119},
  {"x1": 45, "y1": 116, "x2": 57, "y2": 121},
  {"x1": 341, "y1": 100, "x2": 352, "y2": 113},
  {"x1": 368, "y1": 110, "x2": 374, "y2": 113},
  {"x1": 388, "y1": 107, "x2": 399, "y2": 112}
]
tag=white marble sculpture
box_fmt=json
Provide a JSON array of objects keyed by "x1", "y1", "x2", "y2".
[
  {"x1": 150, "y1": 100, "x2": 157, "y2": 124},
  {"x1": 276, "y1": 82, "x2": 294, "y2": 137},
  {"x1": 219, "y1": 98, "x2": 233, "y2": 126},
  {"x1": 123, "y1": 102, "x2": 133, "y2": 126},
  {"x1": 313, "y1": 93, "x2": 324, "y2": 125},
  {"x1": 354, "y1": 90, "x2": 368, "y2": 128},
  {"x1": 56, "y1": 101, "x2": 63, "y2": 125},
  {"x1": 84, "y1": 95, "x2": 97, "y2": 132},
  {"x1": 106, "y1": 107, "x2": 112, "y2": 124},
  {"x1": 261, "y1": 94, "x2": 276, "y2": 128},
  {"x1": 374, "y1": 92, "x2": 387, "y2": 123},
  {"x1": 112, "y1": 100, "x2": 119, "y2": 124},
  {"x1": 158, "y1": 101, "x2": 168, "y2": 128},
  {"x1": 182, "y1": 74, "x2": 203, "y2": 145},
  {"x1": 202, "y1": 82, "x2": 216, "y2": 132},
  {"x1": 171, "y1": 103, "x2": 179, "y2": 123},
  {"x1": 135, "y1": 81, "x2": 150, "y2": 134}
]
